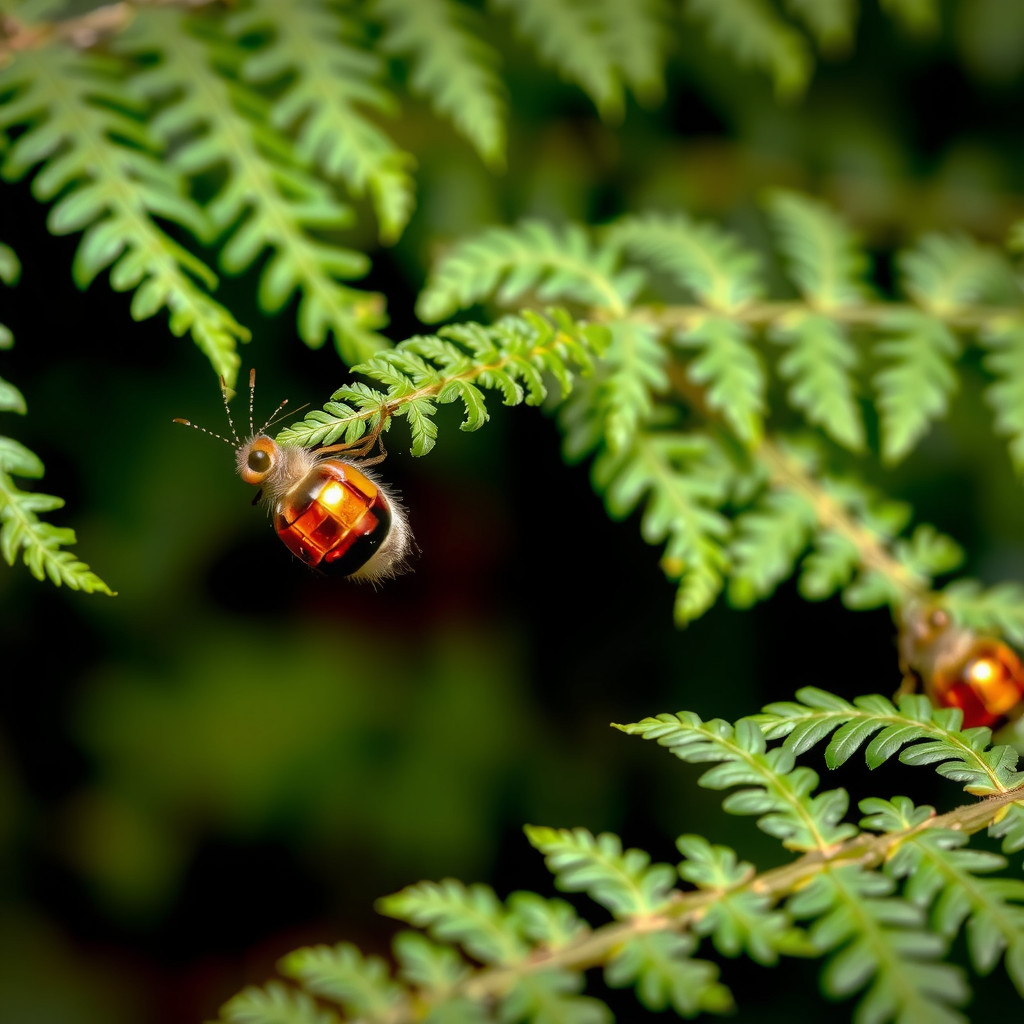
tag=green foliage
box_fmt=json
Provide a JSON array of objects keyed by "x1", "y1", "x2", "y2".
[
  {"x1": 0, "y1": 242, "x2": 112, "y2": 594},
  {"x1": 215, "y1": 691, "x2": 1024, "y2": 1023},
  {"x1": 277, "y1": 309, "x2": 608, "y2": 456}
]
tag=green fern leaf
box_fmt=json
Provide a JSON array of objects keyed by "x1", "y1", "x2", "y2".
[
  {"x1": 0, "y1": 435, "x2": 113, "y2": 594},
  {"x1": 771, "y1": 313, "x2": 865, "y2": 451},
  {"x1": 219, "y1": 980, "x2": 340, "y2": 1024},
  {"x1": 373, "y1": 0, "x2": 506, "y2": 168},
  {"x1": 524, "y1": 825, "x2": 676, "y2": 917},
  {"x1": 861, "y1": 797, "x2": 1024, "y2": 993},
  {"x1": 378, "y1": 879, "x2": 527, "y2": 966},
  {"x1": 873, "y1": 309, "x2": 959, "y2": 463},
  {"x1": 279, "y1": 311, "x2": 604, "y2": 455},
  {"x1": 899, "y1": 232, "x2": 1019, "y2": 316},
  {"x1": 990, "y1": 803, "x2": 1024, "y2": 856},
  {"x1": 0, "y1": 241, "x2": 20, "y2": 286},
  {"x1": 798, "y1": 529, "x2": 859, "y2": 601},
  {"x1": 277, "y1": 943, "x2": 402, "y2": 1017},
  {"x1": 584, "y1": 432, "x2": 731, "y2": 625},
  {"x1": 121, "y1": 6, "x2": 388, "y2": 365},
  {"x1": 502, "y1": 968, "x2": 611, "y2": 1024},
  {"x1": 754, "y1": 687, "x2": 1024, "y2": 795},
  {"x1": 728, "y1": 488, "x2": 817, "y2": 607},
  {"x1": 231, "y1": 0, "x2": 417, "y2": 244},
  {"x1": 417, "y1": 220, "x2": 640, "y2": 322},
  {"x1": 608, "y1": 212, "x2": 763, "y2": 311},
  {"x1": 684, "y1": 0, "x2": 813, "y2": 99},
  {"x1": 788, "y1": 865, "x2": 967, "y2": 1024},
  {"x1": 507, "y1": 891, "x2": 589, "y2": 950},
  {"x1": 594, "y1": 0, "x2": 669, "y2": 106},
  {"x1": 604, "y1": 933, "x2": 733, "y2": 1017},
  {"x1": 0, "y1": 45, "x2": 246, "y2": 380},
  {"x1": 490, "y1": 0, "x2": 623, "y2": 118},
  {"x1": 675, "y1": 317, "x2": 766, "y2": 444},
  {"x1": 981, "y1": 319, "x2": 1024, "y2": 473},
  {"x1": 892, "y1": 523, "x2": 963, "y2": 579},
  {"x1": 765, "y1": 189, "x2": 871, "y2": 309},
  {"x1": 616, "y1": 714, "x2": 859, "y2": 851},
  {"x1": 676, "y1": 835, "x2": 806, "y2": 964}
]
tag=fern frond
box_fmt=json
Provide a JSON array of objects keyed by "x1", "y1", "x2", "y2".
[
  {"x1": 675, "y1": 834, "x2": 807, "y2": 964},
  {"x1": 615, "y1": 713, "x2": 859, "y2": 852},
  {"x1": 770, "y1": 313, "x2": 865, "y2": 450},
  {"x1": 872, "y1": 309, "x2": 959, "y2": 464},
  {"x1": 604, "y1": 932, "x2": 732, "y2": 1017},
  {"x1": 981, "y1": 318, "x2": 1024, "y2": 473},
  {"x1": 560, "y1": 319, "x2": 667, "y2": 456},
  {"x1": 899, "y1": 233, "x2": 1019, "y2": 316},
  {"x1": 584, "y1": 432, "x2": 731, "y2": 625},
  {"x1": 0, "y1": 44, "x2": 247, "y2": 380},
  {"x1": 594, "y1": 0, "x2": 669, "y2": 106},
  {"x1": 674, "y1": 317, "x2": 765, "y2": 445},
  {"x1": 684, "y1": 0, "x2": 813, "y2": 99},
  {"x1": 524, "y1": 825, "x2": 675, "y2": 917},
  {"x1": 765, "y1": 189, "x2": 871, "y2": 310},
  {"x1": 728, "y1": 488, "x2": 817, "y2": 607},
  {"x1": 788, "y1": 864, "x2": 967, "y2": 1024},
  {"x1": 417, "y1": 220, "x2": 641, "y2": 322},
  {"x1": 607, "y1": 212, "x2": 763, "y2": 312},
  {"x1": 120, "y1": 6, "x2": 388, "y2": 366},
  {"x1": 861, "y1": 796, "x2": 1024, "y2": 994},
  {"x1": 0, "y1": 433, "x2": 113, "y2": 594},
  {"x1": 490, "y1": 0, "x2": 623, "y2": 119},
  {"x1": 220, "y1": 980, "x2": 339, "y2": 1024},
  {"x1": 373, "y1": 0, "x2": 506, "y2": 169},
  {"x1": 230, "y1": 0, "x2": 417, "y2": 244},
  {"x1": 277, "y1": 309, "x2": 607, "y2": 455},
  {"x1": 753, "y1": 687, "x2": 1024, "y2": 796},
  {"x1": 379, "y1": 879, "x2": 527, "y2": 966},
  {"x1": 278, "y1": 943, "x2": 402, "y2": 1017}
]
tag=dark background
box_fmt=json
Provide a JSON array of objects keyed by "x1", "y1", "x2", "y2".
[{"x1": 3, "y1": 3, "x2": 1024, "y2": 1021}]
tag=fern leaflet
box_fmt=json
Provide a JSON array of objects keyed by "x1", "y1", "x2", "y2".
[
  {"x1": 120, "y1": 6, "x2": 389, "y2": 366},
  {"x1": 0, "y1": 44, "x2": 247, "y2": 380},
  {"x1": 373, "y1": 0, "x2": 506, "y2": 169},
  {"x1": 230, "y1": 0, "x2": 417, "y2": 244},
  {"x1": 684, "y1": 0, "x2": 813, "y2": 99},
  {"x1": 417, "y1": 220, "x2": 641, "y2": 322}
]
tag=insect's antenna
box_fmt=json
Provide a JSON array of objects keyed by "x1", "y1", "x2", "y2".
[
  {"x1": 172, "y1": 418, "x2": 237, "y2": 448},
  {"x1": 257, "y1": 396, "x2": 291, "y2": 435},
  {"x1": 218, "y1": 375, "x2": 242, "y2": 445},
  {"x1": 262, "y1": 401, "x2": 308, "y2": 434},
  {"x1": 248, "y1": 367, "x2": 257, "y2": 438}
]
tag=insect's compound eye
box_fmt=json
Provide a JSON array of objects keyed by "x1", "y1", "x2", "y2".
[{"x1": 247, "y1": 448, "x2": 272, "y2": 474}]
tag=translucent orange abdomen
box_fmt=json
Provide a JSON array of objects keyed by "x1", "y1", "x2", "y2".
[{"x1": 273, "y1": 460, "x2": 392, "y2": 576}]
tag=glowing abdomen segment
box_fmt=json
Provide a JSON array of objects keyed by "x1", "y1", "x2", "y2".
[
  {"x1": 930, "y1": 640, "x2": 1024, "y2": 729},
  {"x1": 273, "y1": 461, "x2": 392, "y2": 576}
]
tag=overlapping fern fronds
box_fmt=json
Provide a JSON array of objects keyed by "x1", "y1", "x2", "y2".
[
  {"x1": 218, "y1": 690, "x2": 1024, "y2": 1023},
  {"x1": 0, "y1": 244, "x2": 112, "y2": 593},
  {"x1": 414, "y1": 195, "x2": 1024, "y2": 626}
]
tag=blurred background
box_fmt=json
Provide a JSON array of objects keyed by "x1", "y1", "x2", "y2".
[{"x1": 3, "y1": 2, "x2": 1024, "y2": 1021}]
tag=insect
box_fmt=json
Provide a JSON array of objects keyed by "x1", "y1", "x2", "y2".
[
  {"x1": 897, "y1": 602, "x2": 1024, "y2": 730},
  {"x1": 174, "y1": 370, "x2": 414, "y2": 582}
]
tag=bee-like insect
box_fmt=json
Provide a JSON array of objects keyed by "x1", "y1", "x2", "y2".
[
  {"x1": 898, "y1": 602, "x2": 1024, "y2": 729},
  {"x1": 175, "y1": 370, "x2": 413, "y2": 582}
]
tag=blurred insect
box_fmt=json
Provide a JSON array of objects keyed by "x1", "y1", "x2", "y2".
[
  {"x1": 897, "y1": 602, "x2": 1024, "y2": 730},
  {"x1": 174, "y1": 370, "x2": 413, "y2": 582}
]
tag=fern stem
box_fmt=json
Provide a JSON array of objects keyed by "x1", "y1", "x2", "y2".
[
  {"x1": 755, "y1": 438, "x2": 927, "y2": 602},
  {"x1": 350, "y1": 786, "x2": 1024, "y2": 1023},
  {"x1": 631, "y1": 301, "x2": 1024, "y2": 332}
]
